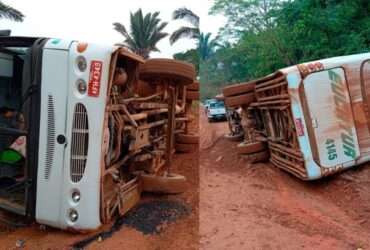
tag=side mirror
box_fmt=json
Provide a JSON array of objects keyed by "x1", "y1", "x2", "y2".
[{"x1": 0, "y1": 30, "x2": 11, "y2": 36}]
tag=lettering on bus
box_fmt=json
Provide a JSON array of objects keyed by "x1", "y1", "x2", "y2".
[
  {"x1": 328, "y1": 70, "x2": 356, "y2": 159},
  {"x1": 88, "y1": 60, "x2": 103, "y2": 97},
  {"x1": 325, "y1": 138, "x2": 337, "y2": 160}
]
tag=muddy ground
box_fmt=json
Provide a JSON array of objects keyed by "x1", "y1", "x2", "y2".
[
  {"x1": 200, "y1": 106, "x2": 370, "y2": 250},
  {"x1": 0, "y1": 106, "x2": 199, "y2": 250}
]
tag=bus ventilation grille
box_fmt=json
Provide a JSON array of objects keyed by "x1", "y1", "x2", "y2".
[
  {"x1": 70, "y1": 103, "x2": 89, "y2": 183},
  {"x1": 44, "y1": 95, "x2": 55, "y2": 180}
]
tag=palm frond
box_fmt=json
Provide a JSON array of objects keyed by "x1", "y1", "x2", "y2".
[
  {"x1": 172, "y1": 8, "x2": 199, "y2": 28},
  {"x1": 0, "y1": 1, "x2": 24, "y2": 21},
  {"x1": 199, "y1": 32, "x2": 220, "y2": 60},
  {"x1": 113, "y1": 9, "x2": 168, "y2": 58},
  {"x1": 149, "y1": 31, "x2": 168, "y2": 49},
  {"x1": 113, "y1": 22, "x2": 129, "y2": 37},
  {"x1": 113, "y1": 22, "x2": 136, "y2": 48},
  {"x1": 170, "y1": 27, "x2": 200, "y2": 45},
  {"x1": 156, "y1": 22, "x2": 168, "y2": 32}
]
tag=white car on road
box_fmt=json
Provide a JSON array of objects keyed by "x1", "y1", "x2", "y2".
[{"x1": 207, "y1": 101, "x2": 226, "y2": 122}]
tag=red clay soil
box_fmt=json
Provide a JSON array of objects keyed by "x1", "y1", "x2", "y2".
[
  {"x1": 200, "y1": 105, "x2": 370, "y2": 250},
  {"x1": 0, "y1": 105, "x2": 199, "y2": 250}
]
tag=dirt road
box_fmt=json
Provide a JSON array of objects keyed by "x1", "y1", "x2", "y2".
[
  {"x1": 0, "y1": 106, "x2": 199, "y2": 250},
  {"x1": 200, "y1": 106, "x2": 370, "y2": 250}
]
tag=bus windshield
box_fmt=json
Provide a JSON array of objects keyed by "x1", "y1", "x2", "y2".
[{"x1": 0, "y1": 45, "x2": 31, "y2": 215}]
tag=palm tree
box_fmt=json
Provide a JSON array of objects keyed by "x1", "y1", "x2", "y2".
[
  {"x1": 0, "y1": 1, "x2": 24, "y2": 21},
  {"x1": 113, "y1": 9, "x2": 168, "y2": 59},
  {"x1": 199, "y1": 32, "x2": 219, "y2": 60},
  {"x1": 170, "y1": 8, "x2": 219, "y2": 60},
  {"x1": 170, "y1": 8, "x2": 200, "y2": 45}
]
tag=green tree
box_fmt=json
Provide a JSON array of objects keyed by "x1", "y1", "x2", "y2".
[
  {"x1": 170, "y1": 9, "x2": 219, "y2": 60},
  {"x1": 174, "y1": 48, "x2": 199, "y2": 72},
  {"x1": 172, "y1": 34, "x2": 220, "y2": 73},
  {"x1": 0, "y1": 1, "x2": 24, "y2": 21},
  {"x1": 204, "y1": 0, "x2": 370, "y2": 99},
  {"x1": 170, "y1": 8, "x2": 200, "y2": 45},
  {"x1": 113, "y1": 9, "x2": 168, "y2": 59},
  {"x1": 275, "y1": 0, "x2": 370, "y2": 62},
  {"x1": 199, "y1": 32, "x2": 219, "y2": 60},
  {"x1": 210, "y1": 0, "x2": 281, "y2": 38}
]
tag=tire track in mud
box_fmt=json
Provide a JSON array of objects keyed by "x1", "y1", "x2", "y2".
[
  {"x1": 246, "y1": 160, "x2": 370, "y2": 249},
  {"x1": 269, "y1": 176, "x2": 366, "y2": 248},
  {"x1": 199, "y1": 106, "x2": 225, "y2": 151}
]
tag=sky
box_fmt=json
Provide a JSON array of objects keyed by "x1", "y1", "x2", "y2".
[{"x1": 1, "y1": 0, "x2": 226, "y2": 58}]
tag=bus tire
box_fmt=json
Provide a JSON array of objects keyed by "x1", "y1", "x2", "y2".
[
  {"x1": 139, "y1": 59, "x2": 196, "y2": 85},
  {"x1": 176, "y1": 133, "x2": 199, "y2": 144},
  {"x1": 224, "y1": 92, "x2": 256, "y2": 108},
  {"x1": 223, "y1": 82, "x2": 255, "y2": 97},
  {"x1": 237, "y1": 141, "x2": 266, "y2": 155}
]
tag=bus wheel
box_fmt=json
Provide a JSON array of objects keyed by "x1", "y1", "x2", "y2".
[
  {"x1": 224, "y1": 92, "x2": 256, "y2": 108},
  {"x1": 223, "y1": 82, "x2": 255, "y2": 97},
  {"x1": 187, "y1": 81, "x2": 200, "y2": 91},
  {"x1": 186, "y1": 90, "x2": 200, "y2": 101},
  {"x1": 139, "y1": 59, "x2": 196, "y2": 85},
  {"x1": 237, "y1": 141, "x2": 266, "y2": 155},
  {"x1": 175, "y1": 142, "x2": 197, "y2": 153},
  {"x1": 175, "y1": 133, "x2": 199, "y2": 144}
]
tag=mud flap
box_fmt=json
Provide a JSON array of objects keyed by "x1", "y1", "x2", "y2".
[
  {"x1": 117, "y1": 178, "x2": 141, "y2": 216},
  {"x1": 139, "y1": 173, "x2": 187, "y2": 194},
  {"x1": 103, "y1": 177, "x2": 142, "y2": 223}
]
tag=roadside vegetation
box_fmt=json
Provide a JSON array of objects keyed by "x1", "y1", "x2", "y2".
[
  {"x1": 201, "y1": 0, "x2": 370, "y2": 100},
  {"x1": 171, "y1": 8, "x2": 201, "y2": 73}
]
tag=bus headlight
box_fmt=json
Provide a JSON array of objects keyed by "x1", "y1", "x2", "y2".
[
  {"x1": 69, "y1": 209, "x2": 79, "y2": 223},
  {"x1": 76, "y1": 79, "x2": 87, "y2": 94},
  {"x1": 76, "y1": 56, "x2": 87, "y2": 72},
  {"x1": 72, "y1": 190, "x2": 81, "y2": 203}
]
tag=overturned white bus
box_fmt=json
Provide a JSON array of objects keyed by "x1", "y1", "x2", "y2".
[
  {"x1": 223, "y1": 53, "x2": 370, "y2": 180},
  {"x1": 0, "y1": 36, "x2": 196, "y2": 230}
]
